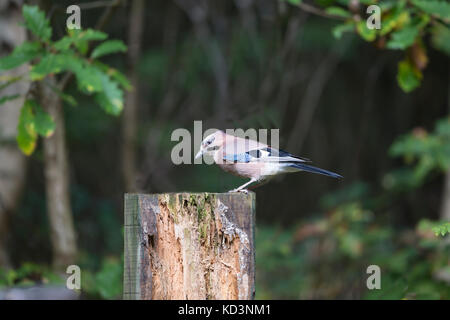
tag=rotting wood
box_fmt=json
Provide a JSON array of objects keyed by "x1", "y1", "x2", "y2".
[{"x1": 124, "y1": 192, "x2": 256, "y2": 300}]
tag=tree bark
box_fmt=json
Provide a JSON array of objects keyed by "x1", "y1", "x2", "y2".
[
  {"x1": 441, "y1": 174, "x2": 450, "y2": 221},
  {"x1": 39, "y1": 79, "x2": 77, "y2": 270},
  {"x1": 0, "y1": 0, "x2": 29, "y2": 268},
  {"x1": 440, "y1": 67, "x2": 450, "y2": 221},
  {"x1": 124, "y1": 192, "x2": 256, "y2": 300},
  {"x1": 122, "y1": 0, "x2": 145, "y2": 192}
]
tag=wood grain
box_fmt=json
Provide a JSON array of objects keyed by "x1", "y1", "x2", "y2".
[{"x1": 123, "y1": 192, "x2": 256, "y2": 300}]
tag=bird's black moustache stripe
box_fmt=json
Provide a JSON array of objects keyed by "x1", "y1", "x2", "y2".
[{"x1": 207, "y1": 146, "x2": 220, "y2": 151}]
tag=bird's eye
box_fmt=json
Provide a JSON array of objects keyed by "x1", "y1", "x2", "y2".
[{"x1": 203, "y1": 137, "x2": 215, "y2": 147}]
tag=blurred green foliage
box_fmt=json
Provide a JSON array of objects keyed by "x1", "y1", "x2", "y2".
[
  {"x1": 284, "y1": 0, "x2": 450, "y2": 92},
  {"x1": 256, "y1": 114, "x2": 450, "y2": 299},
  {"x1": 81, "y1": 256, "x2": 123, "y2": 299},
  {"x1": 256, "y1": 196, "x2": 450, "y2": 299},
  {"x1": 385, "y1": 117, "x2": 450, "y2": 190},
  {"x1": 0, "y1": 263, "x2": 63, "y2": 288},
  {"x1": 0, "y1": 5, "x2": 129, "y2": 155},
  {"x1": 0, "y1": 258, "x2": 123, "y2": 300}
]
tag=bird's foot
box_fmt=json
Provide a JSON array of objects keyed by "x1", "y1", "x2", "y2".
[{"x1": 228, "y1": 188, "x2": 249, "y2": 194}]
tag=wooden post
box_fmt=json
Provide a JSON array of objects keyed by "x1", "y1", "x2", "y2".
[{"x1": 123, "y1": 192, "x2": 256, "y2": 300}]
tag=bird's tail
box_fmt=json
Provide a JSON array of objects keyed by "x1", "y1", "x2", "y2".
[{"x1": 289, "y1": 163, "x2": 343, "y2": 179}]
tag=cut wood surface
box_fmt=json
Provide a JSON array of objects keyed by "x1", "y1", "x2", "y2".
[{"x1": 124, "y1": 192, "x2": 256, "y2": 300}]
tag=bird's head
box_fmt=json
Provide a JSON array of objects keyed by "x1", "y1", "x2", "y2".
[{"x1": 195, "y1": 130, "x2": 225, "y2": 160}]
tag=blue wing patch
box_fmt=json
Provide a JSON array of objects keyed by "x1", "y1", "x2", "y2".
[
  {"x1": 223, "y1": 148, "x2": 310, "y2": 163},
  {"x1": 223, "y1": 152, "x2": 253, "y2": 163}
]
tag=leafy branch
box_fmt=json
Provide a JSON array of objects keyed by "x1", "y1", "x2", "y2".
[
  {"x1": 0, "y1": 5, "x2": 130, "y2": 155},
  {"x1": 282, "y1": 0, "x2": 450, "y2": 92},
  {"x1": 432, "y1": 222, "x2": 450, "y2": 237}
]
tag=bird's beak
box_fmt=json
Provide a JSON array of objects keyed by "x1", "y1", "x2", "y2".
[{"x1": 195, "y1": 148, "x2": 204, "y2": 160}]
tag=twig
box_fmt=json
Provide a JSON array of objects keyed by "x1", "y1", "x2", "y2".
[
  {"x1": 293, "y1": 1, "x2": 347, "y2": 21},
  {"x1": 174, "y1": 0, "x2": 232, "y2": 121},
  {"x1": 94, "y1": 0, "x2": 122, "y2": 30},
  {"x1": 78, "y1": 0, "x2": 118, "y2": 10},
  {"x1": 287, "y1": 51, "x2": 341, "y2": 154}
]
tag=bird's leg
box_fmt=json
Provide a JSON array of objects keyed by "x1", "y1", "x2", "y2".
[{"x1": 228, "y1": 178, "x2": 257, "y2": 194}]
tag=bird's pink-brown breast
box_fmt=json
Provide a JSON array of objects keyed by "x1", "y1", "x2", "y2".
[
  {"x1": 217, "y1": 162, "x2": 266, "y2": 179},
  {"x1": 213, "y1": 133, "x2": 270, "y2": 179}
]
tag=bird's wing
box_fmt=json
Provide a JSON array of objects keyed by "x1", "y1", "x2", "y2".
[
  {"x1": 262, "y1": 147, "x2": 311, "y2": 163},
  {"x1": 222, "y1": 146, "x2": 311, "y2": 164}
]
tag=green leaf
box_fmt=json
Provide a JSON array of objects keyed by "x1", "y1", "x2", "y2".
[
  {"x1": 356, "y1": 21, "x2": 377, "y2": 42},
  {"x1": 95, "y1": 72, "x2": 124, "y2": 115},
  {"x1": 17, "y1": 100, "x2": 37, "y2": 156},
  {"x1": 22, "y1": 5, "x2": 52, "y2": 41},
  {"x1": 54, "y1": 29, "x2": 108, "y2": 54},
  {"x1": 397, "y1": 59, "x2": 422, "y2": 92},
  {"x1": 16, "y1": 99, "x2": 55, "y2": 155},
  {"x1": 378, "y1": 0, "x2": 401, "y2": 11},
  {"x1": 31, "y1": 54, "x2": 106, "y2": 95},
  {"x1": 0, "y1": 41, "x2": 41, "y2": 70},
  {"x1": 325, "y1": 6, "x2": 351, "y2": 18},
  {"x1": 30, "y1": 53, "x2": 74, "y2": 80},
  {"x1": 69, "y1": 29, "x2": 108, "y2": 55},
  {"x1": 74, "y1": 64, "x2": 103, "y2": 93},
  {"x1": 380, "y1": 10, "x2": 410, "y2": 36},
  {"x1": 33, "y1": 103, "x2": 55, "y2": 137},
  {"x1": 91, "y1": 40, "x2": 127, "y2": 59},
  {"x1": 108, "y1": 68, "x2": 132, "y2": 91},
  {"x1": 411, "y1": 0, "x2": 450, "y2": 21},
  {"x1": 431, "y1": 24, "x2": 450, "y2": 56},
  {"x1": 69, "y1": 29, "x2": 108, "y2": 42},
  {"x1": 387, "y1": 25, "x2": 420, "y2": 50},
  {"x1": 67, "y1": 29, "x2": 108, "y2": 55},
  {"x1": 94, "y1": 61, "x2": 132, "y2": 90},
  {"x1": 53, "y1": 36, "x2": 74, "y2": 51},
  {"x1": 75, "y1": 41, "x2": 89, "y2": 55},
  {"x1": 431, "y1": 222, "x2": 450, "y2": 237},
  {"x1": 0, "y1": 94, "x2": 20, "y2": 105}
]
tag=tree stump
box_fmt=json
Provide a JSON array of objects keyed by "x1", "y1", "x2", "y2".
[{"x1": 123, "y1": 192, "x2": 256, "y2": 300}]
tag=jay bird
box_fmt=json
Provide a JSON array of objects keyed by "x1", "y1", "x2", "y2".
[{"x1": 195, "y1": 130, "x2": 342, "y2": 193}]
